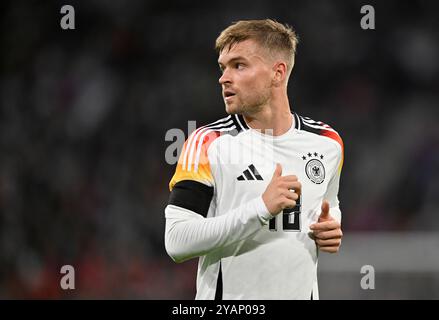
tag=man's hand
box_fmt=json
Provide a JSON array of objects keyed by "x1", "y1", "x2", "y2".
[
  {"x1": 262, "y1": 163, "x2": 301, "y2": 216},
  {"x1": 309, "y1": 200, "x2": 343, "y2": 253}
]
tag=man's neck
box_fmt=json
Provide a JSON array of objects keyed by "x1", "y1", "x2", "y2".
[{"x1": 243, "y1": 96, "x2": 293, "y2": 136}]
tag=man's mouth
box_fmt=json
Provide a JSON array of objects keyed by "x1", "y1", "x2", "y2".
[{"x1": 223, "y1": 90, "x2": 236, "y2": 100}]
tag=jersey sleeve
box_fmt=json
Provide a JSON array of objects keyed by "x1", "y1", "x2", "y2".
[
  {"x1": 165, "y1": 128, "x2": 272, "y2": 263},
  {"x1": 324, "y1": 134, "x2": 344, "y2": 223},
  {"x1": 165, "y1": 197, "x2": 271, "y2": 263},
  {"x1": 298, "y1": 115, "x2": 344, "y2": 223},
  {"x1": 169, "y1": 129, "x2": 220, "y2": 190},
  {"x1": 167, "y1": 129, "x2": 219, "y2": 216}
]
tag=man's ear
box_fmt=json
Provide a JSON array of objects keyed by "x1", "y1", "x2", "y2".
[{"x1": 272, "y1": 61, "x2": 288, "y2": 86}]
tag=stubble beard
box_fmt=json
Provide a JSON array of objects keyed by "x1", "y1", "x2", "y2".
[{"x1": 225, "y1": 90, "x2": 271, "y2": 116}]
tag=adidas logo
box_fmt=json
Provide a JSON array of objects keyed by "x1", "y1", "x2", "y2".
[{"x1": 237, "y1": 164, "x2": 263, "y2": 181}]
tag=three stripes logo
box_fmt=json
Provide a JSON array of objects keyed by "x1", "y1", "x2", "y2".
[{"x1": 237, "y1": 164, "x2": 263, "y2": 181}]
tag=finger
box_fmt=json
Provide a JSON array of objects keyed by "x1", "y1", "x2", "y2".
[
  {"x1": 316, "y1": 238, "x2": 341, "y2": 247},
  {"x1": 282, "y1": 190, "x2": 299, "y2": 201},
  {"x1": 319, "y1": 200, "x2": 330, "y2": 220},
  {"x1": 310, "y1": 220, "x2": 338, "y2": 231},
  {"x1": 272, "y1": 163, "x2": 282, "y2": 179},
  {"x1": 318, "y1": 246, "x2": 340, "y2": 253},
  {"x1": 282, "y1": 181, "x2": 302, "y2": 195},
  {"x1": 280, "y1": 175, "x2": 298, "y2": 183},
  {"x1": 281, "y1": 198, "x2": 297, "y2": 210},
  {"x1": 313, "y1": 229, "x2": 343, "y2": 240}
]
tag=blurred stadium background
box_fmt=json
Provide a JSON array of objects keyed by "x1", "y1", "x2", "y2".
[{"x1": 1, "y1": 0, "x2": 438, "y2": 299}]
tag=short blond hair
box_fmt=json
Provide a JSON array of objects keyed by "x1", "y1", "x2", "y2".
[{"x1": 215, "y1": 19, "x2": 299, "y2": 73}]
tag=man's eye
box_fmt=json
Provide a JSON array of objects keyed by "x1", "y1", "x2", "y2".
[{"x1": 235, "y1": 63, "x2": 244, "y2": 69}]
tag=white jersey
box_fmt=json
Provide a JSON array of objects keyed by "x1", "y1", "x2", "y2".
[{"x1": 165, "y1": 112, "x2": 344, "y2": 300}]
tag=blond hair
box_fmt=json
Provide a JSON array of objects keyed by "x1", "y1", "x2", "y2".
[{"x1": 215, "y1": 19, "x2": 299, "y2": 74}]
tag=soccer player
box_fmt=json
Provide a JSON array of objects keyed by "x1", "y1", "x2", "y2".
[{"x1": 165, "y1": 19, "x2": 344, "y2": 300}]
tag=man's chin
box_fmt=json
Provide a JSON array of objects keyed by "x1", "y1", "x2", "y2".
[{"x1": 225, "y1": 103, "x2": 241, "y2": 115}]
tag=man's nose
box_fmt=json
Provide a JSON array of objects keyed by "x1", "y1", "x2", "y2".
[{"x1": 219, "y1": 69, "x2": 231, "y2": 85}]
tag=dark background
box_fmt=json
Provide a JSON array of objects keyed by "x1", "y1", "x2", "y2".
[{"x1": 1, "y1": 0, "x2": 438, "y2": 298}]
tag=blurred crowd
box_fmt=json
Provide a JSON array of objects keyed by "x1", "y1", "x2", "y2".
[{"x1": 1, "y1": 0, "x2": 438, "y2": 298}]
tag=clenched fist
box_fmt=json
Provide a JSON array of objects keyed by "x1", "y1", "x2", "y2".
[
  {"x1": 262, "y1": 163, "x2": 301, "y2": 216},
  {"x1": 310, "y1": 200, "x2": 343, "y2": 253}
]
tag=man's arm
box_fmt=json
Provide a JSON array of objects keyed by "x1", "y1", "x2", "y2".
[
  {"x1": 165, "y1": 195, "x2": 270, "y2": 263},
  {"x1": 321, "y1": 155, "x2": 343, "y2": 223},
  {"x1": 165, "y1": 163, "x2": 301, "y2": 263},
  {"x1": 310, "y1": 143, "x2": 344, "y2": 253},
  {"x1": 163, "y1": 129, "x2": 271, "y2": 263}
]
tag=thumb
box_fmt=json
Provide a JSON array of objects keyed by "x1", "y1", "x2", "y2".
[
  {"x1": 319, "y1": 200, "x2": 331, "y2": 221},
  {"x1": 272, "y1": 163, "x2": 282, "y2": 179}
]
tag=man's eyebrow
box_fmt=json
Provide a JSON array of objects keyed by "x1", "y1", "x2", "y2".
[{"x1": 218, "y1": 56, "x2": 248, "y2": 67}]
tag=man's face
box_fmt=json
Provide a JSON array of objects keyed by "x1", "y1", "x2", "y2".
[{"x1": 218, "y1": 39, "x2": 274, "y2": 115}]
